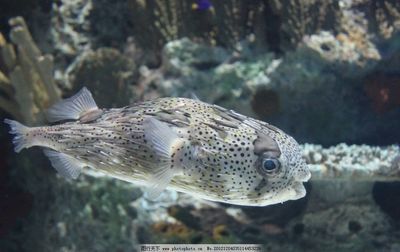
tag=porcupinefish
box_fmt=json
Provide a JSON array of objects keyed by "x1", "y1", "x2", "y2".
[{"x1": 4, "y1": 87, "x2": 310, "y2": 206}]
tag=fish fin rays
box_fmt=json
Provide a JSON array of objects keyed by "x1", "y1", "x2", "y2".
[
  {"x1": 189, "y1": 92, "x2": 200, "y2": 101},
  {"x1": 143, "y1": 117, "x2": 179, "y2": 160},
  {"x1": 3, "y1": 119, "x2": 31, "y2": 153},
  {"x1": 43, "y1": 149, "x2": 84, "y2": 179},
  {"x1": 144, "y1": 165, "x2": 176, "y2": 200},
  {"x1": 46, "y1": 87, "x2": 101, "y2": 123},
  {"x1": 143, "y1": 117, "x2": 181, "y2": 199}
]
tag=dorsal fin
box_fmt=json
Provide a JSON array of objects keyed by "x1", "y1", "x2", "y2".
[
  {"x1": 46, "y1": 87, "x2": 101, "y2": 123},
  {"x1": 189, "y1": 92, "x2": 200, "y2": 100}
]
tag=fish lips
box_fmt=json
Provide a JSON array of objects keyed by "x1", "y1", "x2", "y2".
[
  {"x1": 290, "y1": 181, "x2": 307, "y2": 200},
  {"x1": 291, "y1": 162, "x2": 311, "y2": 183},
  {"x1": 267, "y1": 180, "x2": 307, "y2": 204},
  {"x1": 289, "y1": 169, "x2": 311, "y2": 200},
  {"x1": 296, "y1": 169, "x2": 311, "y2": 182}
]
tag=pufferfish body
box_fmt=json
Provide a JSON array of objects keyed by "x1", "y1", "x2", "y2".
[{"x1": 4, "y1": 87, "x2": 310, "y2": 206}]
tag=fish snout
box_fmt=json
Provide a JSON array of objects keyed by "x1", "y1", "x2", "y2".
[
  {"x1": 290, "y1": 181, "x2": 307, "y2": 200},
  {"x1": 288, "y1": 167, "x2": 310, "y2": 200},
  {"x1": 295, "y1": 167, "x2": 311, "y2": 182}
]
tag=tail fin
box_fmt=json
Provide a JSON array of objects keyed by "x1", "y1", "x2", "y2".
[{"x1": 4, "y1": 119, "x2": 31, "y2": 153}]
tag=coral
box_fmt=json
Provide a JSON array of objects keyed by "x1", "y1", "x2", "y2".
[
  {"x1": 47, "y1": 0, "x2": 400, "y2": 59},
  {"x1": 0, "y1": 64, "x2": 19, "y2": 119},
  {"x1": 129, "y1": 0, "x2": 180, "y2": 51},
  {"x1": 167, "y1": 205, "x2": 201, "y2": 230},
  {"x1": 0, "y1": 17, "x2": 60, "y2": 124},
  {"x1": 49, "y1": 0, "x2": 325, "y2": 53},
  {"x1": 50, "y1": 0, "x2": 93, "y2": 57},
  {"x1": 303, "y1": 143, "x2": 400, "y2": 181},
  {"x1": 336, "y1": 2, "x2": 382, "y2": 64},
  {"x1": 212, "y1": 225, "x2": 237, "y2": 243},
  {"x1": 270, "y1": 0, "x2": 340, "y2": 49},
  {"x1": 303, "y1": 31, "x2": 381, "y2": 67},
  {"x1": 119, "y1": 0, "x2": 266, "y2": 54},
  {"x1": 151, "y1": 222, "x2": 197, "y2": 243},
  {"x1": 211, "y1": 0, "x2": 266, "y2": 49},
  {"x1": 373, "y1": 0, "x2": 400, "y2": 39},
  {"x1": 270, "y1": 0, "x2": 400, "y2": 52},
  {"x1": 129, "y1": 0, "x2": 258, "y2": 50},
  {"x1": 150, "y1": 208, "x2": 240, "y2": 243}
]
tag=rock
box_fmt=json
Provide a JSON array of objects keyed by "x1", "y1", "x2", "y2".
[
  {"x1": 66, "y1": 47, "x2": 137, "y2": 107},
  {"x1": 162, "y1": 38, "x2": 230, "y2": 74},
  {"x1": 363, "y1": 72, "x2": 400, "y2": 113},
  {"x1": 373, "y1": 182, "x2": 400, "y2": 221},
  {"x1": 287, "y1": 203, "x2": 395, "y2": 251}
]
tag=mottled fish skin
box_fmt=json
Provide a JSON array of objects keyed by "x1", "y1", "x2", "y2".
[{"x1": 4, "y1": 88, "x2": 310, "y2": 206}]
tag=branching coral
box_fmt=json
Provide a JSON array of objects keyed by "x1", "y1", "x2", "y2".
[
  {"x1": 0, "y1": 17, "x2": 60, "y2": 124},
  {"x1": 271, "y1": 0, "x2": 339, "y2": 49},
  {"x1": 374, "y1": 0, "x2": 400, "y2": 39},
  {"x1": 0, "y1": 40, "x2": 20, "y2": 120},
  {"x1": 128, "y1": 0, "x2": 267, "y2": 52},
  {"x1": 50, "y1": 0, "x2": 400, "y2": 57},
  {"x1": 304, "y1": 144, "x2": 400, "y2": 181},
  {"x1": 212, "y1": 0, "x2": 264, "y2": 49},
  {"x1": 129, "y1": 0, "x2": 186, "y2": 51}
]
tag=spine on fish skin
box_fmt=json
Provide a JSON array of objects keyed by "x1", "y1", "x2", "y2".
[{"x1": 4, "y1": 119, "x2": 34, "y2": 153}]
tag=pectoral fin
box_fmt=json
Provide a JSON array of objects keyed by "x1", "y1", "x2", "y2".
[
  {"x1": 145, "y1": 166, "x2": 177, "y2": 200},
  {"x1": 143, "y1": 117, "x2": 182, "y2": 200}
]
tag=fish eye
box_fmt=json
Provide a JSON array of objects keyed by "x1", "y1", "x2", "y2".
[{"x1": 261, "y1": 158, "x2": 280, "y2": 173}]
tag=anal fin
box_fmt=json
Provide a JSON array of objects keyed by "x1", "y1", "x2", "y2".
[{"x1": 43, "y1": 149, "x2": 84, "y2": 179}]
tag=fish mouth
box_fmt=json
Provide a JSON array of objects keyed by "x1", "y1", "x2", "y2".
[
  {"x1": 295, "y1": 168, "x2": 311, "y2": 182},
  {"x1": 289, "y1": 181, "x2": 307, "y2": 200},
  {"x1": 251, "y1": 179, "x2": 308, "y2": 206},
  {"x1": 264, "y1": 180, "x2": 307, "y2": 204}
]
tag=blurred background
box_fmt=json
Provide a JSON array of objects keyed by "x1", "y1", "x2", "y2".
[{"x1": 0, "y1": 0, "x2": 399, "y2": 251}]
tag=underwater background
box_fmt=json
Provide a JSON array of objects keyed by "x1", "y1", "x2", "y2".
[{"x1": 0, "y1": 0, "x2": 400, "y2": 251}]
